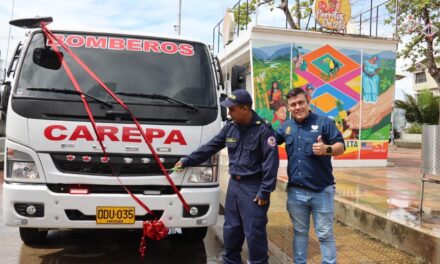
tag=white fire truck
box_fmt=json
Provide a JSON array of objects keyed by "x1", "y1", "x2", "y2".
[{"x1": 1, "y1": 17, "x2": 227, "y2": 244}]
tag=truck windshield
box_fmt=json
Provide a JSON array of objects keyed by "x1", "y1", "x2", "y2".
[{"x1": 15, "y1": 32, "x2": 216, "y2": 107}]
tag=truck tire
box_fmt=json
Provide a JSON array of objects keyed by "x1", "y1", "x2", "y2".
[
  {"x1": 19, "y1": 227, "x2": 48, "y2": 245},
  {"x1": 180, "y1": 227, "x2": 208, "y2": 241}
]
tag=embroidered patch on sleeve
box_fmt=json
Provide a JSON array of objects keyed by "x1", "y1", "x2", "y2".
[{"x1": 267, "y1": 136, "x2": 276, "y2": 147}]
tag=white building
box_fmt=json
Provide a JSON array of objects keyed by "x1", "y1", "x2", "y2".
[{"x1": 411, "y1": 61, "x2": 440, "y2": 96}]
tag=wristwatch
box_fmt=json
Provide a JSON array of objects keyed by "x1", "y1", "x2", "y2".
[{"x1": 326, "y1": 145, "x2": 333, "y2": 155}]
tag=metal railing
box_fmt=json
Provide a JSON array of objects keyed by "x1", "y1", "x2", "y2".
[
  {"x1": 212, "y1": 0, "x2": 290, "y2": 53},
  {"x1": 212, "y1": 0, "x2": 397, "y2": 54}
]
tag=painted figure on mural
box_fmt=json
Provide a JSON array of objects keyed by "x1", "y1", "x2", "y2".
[
  {"x1": 271, "y1": 100, "x2": 287, "y2": 130},
  {"x1": 362, "y1": 55, "x2": 381, "y2": 103},
  {"x1": 305, "y1": 84, "x2": 315, "y2": 102},
  {"x1": 321, "y1": 57, "x2": 340, "y2": 78},
  {"x1": 267, "y1": 81, "x2": 283, "y2": 110},
  {"x1": 292, "y1": 46, "x2": 307, "y2": 71}
]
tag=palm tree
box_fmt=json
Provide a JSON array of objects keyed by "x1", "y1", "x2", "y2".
[{"x1": 394, "y1": 90, "x2": 440, "y2": 125}]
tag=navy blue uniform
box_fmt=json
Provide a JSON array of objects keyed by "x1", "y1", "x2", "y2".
[{"x1": 182, "y1": 111, "x2": 279, "y2": 264}]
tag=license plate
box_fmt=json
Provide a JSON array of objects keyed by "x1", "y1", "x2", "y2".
[{"x1": 96, "y1": 206, "x2": 135, "y2": 224}]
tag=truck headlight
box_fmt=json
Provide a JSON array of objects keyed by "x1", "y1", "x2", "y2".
[
  {"x1": 186, "y1": 155, "x2": 218, "y2": 183},
  {"x1": 7, "y1": 149, "x2": 40, "y2": 179},
  {"x1": 187, "y1": 167, "x2": 215, "y2": 183}
]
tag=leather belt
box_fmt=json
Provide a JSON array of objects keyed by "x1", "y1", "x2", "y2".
[{"x1": 231, "y1": 174, "x2": 262, "y2": 181}]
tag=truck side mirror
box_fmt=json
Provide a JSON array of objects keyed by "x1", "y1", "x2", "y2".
[
  {"x1": 1, "y1": 81, "x2": 11, "y2": 119},
  {"x1": 33, "y1": 48, "x2": 63, "y2": 70},
  {"x1": 231, "y1": 65, "x2": 246, "y2": 91},
  {"x1": 220, "y1": 93, "x2": 228, "y2": 121}
]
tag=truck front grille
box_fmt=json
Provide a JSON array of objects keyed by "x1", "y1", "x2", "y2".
[{"x1": 51, "y1": 153, "x2": 181, "y2": 176}]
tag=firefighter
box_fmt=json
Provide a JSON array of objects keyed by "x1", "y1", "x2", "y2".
[{"x1": 175, "y1": 89, "x2": 279, "y2": 264}]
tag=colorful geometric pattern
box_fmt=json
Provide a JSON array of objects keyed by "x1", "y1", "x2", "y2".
[
  {"x1": 303, "y1": 44, "x2": 360, "y2": 83},
  {"x1": 328, "y1": 68, "x2": 361, "y2": 101},
  {"x1": 310, "y1": 84, "x2": 357, "y2": 117},
  {"x1": 311, "y1": 54, "x2": 344, "y2": 75}
]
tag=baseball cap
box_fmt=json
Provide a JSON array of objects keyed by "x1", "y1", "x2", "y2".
[{"x1": 220, "y1": 89, "x2": 253, "y2": 108}]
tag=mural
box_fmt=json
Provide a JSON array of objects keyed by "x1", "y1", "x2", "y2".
[
  {"x1": 358, "y1": 49, "x2": 396, "y2": 159},
  {"x1": 252, "y1": 40, "x2": 396, "y2": 161}
]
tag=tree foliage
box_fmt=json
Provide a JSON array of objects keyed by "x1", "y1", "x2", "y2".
[
  {"x1": 233, "y1": 0, "x2": 314, "y2": 30},
  {"x1": 385, "y1": 0, "x2": 440, "y2": 92},
  {"x1": 394, "y1": 90, "x2": 439, "y2": 125}
]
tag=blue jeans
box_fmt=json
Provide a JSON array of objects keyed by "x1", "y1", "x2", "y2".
[{"x1": 287, "y1": 185, "x2": 336, "y2": 264}]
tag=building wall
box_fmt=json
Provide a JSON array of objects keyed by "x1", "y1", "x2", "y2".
[
  {"x1": 250, "y1": 27, "x2": 397, "y2": 167},
  {"x1": 413, "y1": 65, "x2": 440, "y2": 96}
]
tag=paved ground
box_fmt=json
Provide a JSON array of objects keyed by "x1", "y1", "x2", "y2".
[{"x1": 264, "y1": 184, "x2": 420, "y2": 264}]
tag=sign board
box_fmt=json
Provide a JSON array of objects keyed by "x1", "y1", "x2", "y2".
[{"x1": 313, "y1": 0, "x2": 351, "y2": 31}]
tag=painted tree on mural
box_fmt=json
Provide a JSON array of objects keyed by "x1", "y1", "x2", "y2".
[
  {"x1": 233, "y1": 0, "x2": 314, "y2": 30},
  {"x1": 385, "y1": 0, "x2": 440, "y2": 92}
]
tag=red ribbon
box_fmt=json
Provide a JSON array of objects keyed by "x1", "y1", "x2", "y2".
[
  {"x1": 40, "y1": 22, "x2": 190, "y2": 257},
  {"x1": 41, "y1": 24, "x2": 189, "y2": 214},
  {"x1": 139, "y1": 220, "x2": 169, "y2": 258}
]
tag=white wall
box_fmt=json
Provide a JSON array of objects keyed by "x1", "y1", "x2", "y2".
[{"x1": 412, "y1": 63, "x2": 440, "y2": 96}]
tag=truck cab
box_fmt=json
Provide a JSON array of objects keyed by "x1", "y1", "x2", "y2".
[{"x1": 1, "y1": 18, "x2": 225, "y2": 244}]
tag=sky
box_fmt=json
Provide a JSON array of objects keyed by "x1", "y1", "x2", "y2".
[{"x1": 0, "y1": 0, "x2": 413, "y2": 99}]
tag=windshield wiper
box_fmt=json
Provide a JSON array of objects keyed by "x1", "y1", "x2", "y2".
[
  {"x1": 115, "y1": 92, "x2": 198, "y2": 112},
  {"x1": 27, "y1": 88, "x2": 113, "y2": 108}
]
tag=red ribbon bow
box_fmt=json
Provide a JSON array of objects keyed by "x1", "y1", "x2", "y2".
[{"x1": 139, "y1": 220, "x2": 169, "y2": 258}]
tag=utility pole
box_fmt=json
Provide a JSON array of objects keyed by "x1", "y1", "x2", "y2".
[
  {"x1": 178, "y1": 0, "x2": 182, "y2": 35},
  {"x1": 5, "y1": 0, "x2": 15, "y2": 72},
  {"x1": 395, "y1": 0, "x2": 399, "y2": 38}
]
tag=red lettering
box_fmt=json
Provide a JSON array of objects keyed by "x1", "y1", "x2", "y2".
[
  {"x1": 44, "y1": 125, "x2": 67, "y2": 141},
  {"x1": 179, "y1": 44, "x2": 194, "y2": 56},
  {"x1": 126, "y1": 39, "x2": 142, "y2": 51},
  {"x1": 48, "y1": 34, "x2": 65, "y2": 46},
  {"x1": 85, "y1": 36, "x2": 108, "y2": 49},
  {"x1": 122, "y1": 127, "x2": 142, "y2": 142},
  {"x1": 97, "y1": 126, "x2": 119, "y2": 141},
  {"x1": 65, "y1": 35, "x2": 85, "y2": 48},
  {"x1": 160, "y1": 42, "x2": 178, "y2": 54},
  {"x1": 164, "y1": 130, "x2": 187, "y2": 145},
  {"x1": 45, "y1": 125, "x2": 187, "y2": 144},
  {"x1": 69, "y1": 125, "x2": 94, "y2": 141},
  {"x1": 146, "y1": 128, "x2": 165, "y2": 143},
  {"x1": 143, "y1": 40, "x2": 160, "y2": 53},
  {"x1": 109, "y1": 37, "x2": 125, "y2": 50}
]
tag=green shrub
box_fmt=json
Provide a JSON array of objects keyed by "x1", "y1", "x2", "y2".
[{"x1": 405, "y1": 123, "x2": 422, "y2": 134}]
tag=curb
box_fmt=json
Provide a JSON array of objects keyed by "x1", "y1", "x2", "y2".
[{"x1": 277, "y1": 179, "x2": 434, "y2": 263}]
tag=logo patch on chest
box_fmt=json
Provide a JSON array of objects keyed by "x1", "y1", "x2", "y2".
[{"x1": 311, "y1": 125, "x2": 319, "y2": 132}]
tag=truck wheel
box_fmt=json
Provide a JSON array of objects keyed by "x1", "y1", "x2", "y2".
[
  {"x1": 19, "y1": 227, "x2": 48, "y2": 245},
  {"x1": 180, "y1": 227, "x2": 208, "y2": 241}
]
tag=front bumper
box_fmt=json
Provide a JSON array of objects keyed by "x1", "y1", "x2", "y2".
[{"x1": 2, "y1": 182, "x2": 219, "y2": 229}]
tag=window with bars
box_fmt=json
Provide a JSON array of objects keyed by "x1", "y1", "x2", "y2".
[{"x1": 415, "y1": 72, "x2": 427, "y2": 83}]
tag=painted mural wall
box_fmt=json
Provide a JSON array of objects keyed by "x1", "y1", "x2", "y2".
[{"x1": 252, "y1": 39, "x2": 396, "y2": 162}]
